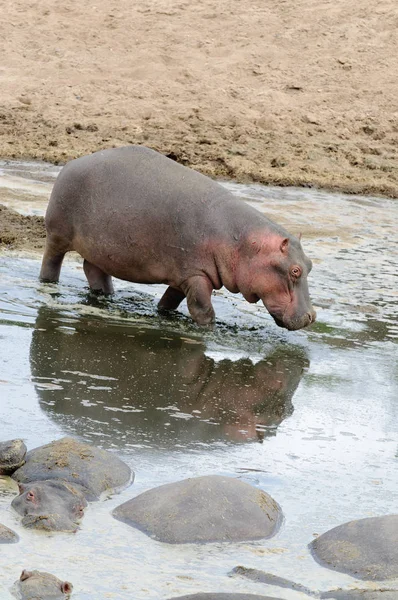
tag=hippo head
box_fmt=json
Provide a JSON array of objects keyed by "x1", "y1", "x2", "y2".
[
  {"x1": 11, "y1": 480, "x2": 87, "y2": 532},
  {"x1": 236, "y1": 232, "x2": 316, "y2": 331},
  {"x1": 18, "y1": 569, "x2": 73, "y2": 599}
]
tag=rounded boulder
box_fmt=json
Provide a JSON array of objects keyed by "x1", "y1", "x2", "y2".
[
  {"x1": 12, "y1": 437, "x2": 132, "y2": 500},
  {"x1": 113, "y1": 475, "x2": 282, "y2": 544},
  {"x1": 0, "y1": 439, "x2": 27, "y2": 475},
  {"x1": 167, "y1": 595, "x2": 282, "y2": 600},
  {"x1": 310, "y1": 515, "x2": 398, "y2": 580},
  {"x1": 0, "y1": 523, "x2": 19, "y2": 544}
]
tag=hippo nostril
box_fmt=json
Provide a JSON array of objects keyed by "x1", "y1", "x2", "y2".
[{"x1": 307, "y1": 310, "x2": 316, "y2": 324}]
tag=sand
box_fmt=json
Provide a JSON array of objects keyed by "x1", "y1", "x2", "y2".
[{"x1": 1, "y1": 0, "x2": 398, "y2": 197}]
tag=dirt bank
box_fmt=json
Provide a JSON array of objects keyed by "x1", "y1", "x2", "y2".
[
  {"x1": 1, "y1": 0, "x2": 398, "y2": 196},
  {"x1": 0, "y1": 205, "x2": 46, "y2": 251}
]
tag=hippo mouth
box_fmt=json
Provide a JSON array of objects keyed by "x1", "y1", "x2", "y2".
[
  {"x1": 272, "y1": 310, "x2": 316, "y2": 331},
  {"x1": 21, "y1": 513, "x2": 79, "y2": 532}
]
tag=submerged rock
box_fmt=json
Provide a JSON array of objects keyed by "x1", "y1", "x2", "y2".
[
  {"x1": 309, "y1": 515, "x2": 398, "y2": 580},
  {"x1": 0, "y1": 439, "x2": 27, "y2": 475},
  {"x1": 113, "y1": 475, "x2": 282, "y2": 544},
  {"x1": 231, "y1": 567, "x2": 315, "y2": 596},
  {"x1": 0, "y1": 523, "x2": 19, "y2": 544},
  {"x1": 12, "y1": 437, "x2": 132, "y2": 501},
  {"x1": 321, "y1": 590, "x2": 398, "y2": 599},
  {"x1": 231, "y1": 566, "x2": 398, "y2": 599},
  {"x1": 167, "y1": 595, "x2": 282, "y2": 600},
  {"x1": 14, "y1": 569, "x2": 73, "y2": 599}
]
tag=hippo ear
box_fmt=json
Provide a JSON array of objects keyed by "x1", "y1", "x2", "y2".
[
  {"x1": 280, "y1": 238, "x2": 289, "y2": 254},
  {"x1": 20, "y1": 570, "x2": 32, "y2": 581},
  {"x1": 61, "y1": 581, "x2": 73, "y2": 594},
  {"x1": 17, "y1": 483, "x2": 27, "y2": 494},
  {"x1": 298, "y1": 232, "x2": 302, "y2": 241}
]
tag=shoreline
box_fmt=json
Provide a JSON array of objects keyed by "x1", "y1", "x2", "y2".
[
  {"x1": 1, "y1": 0, "x2": 398, "y2": 199},
  {"x1": 1, "y1": 138, "x2": 398, "y2": 200}
]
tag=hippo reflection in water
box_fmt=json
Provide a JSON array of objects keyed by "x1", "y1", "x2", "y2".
[{"x1": 30, "y1": 307, "x2": 309, "y2": 446}]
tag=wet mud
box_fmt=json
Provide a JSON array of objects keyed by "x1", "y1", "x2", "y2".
[{"x1": 0, "y1": 205, "x2": 45, "y2": 251}]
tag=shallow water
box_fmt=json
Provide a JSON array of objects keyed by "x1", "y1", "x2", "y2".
[{"x1": 0, "y1": 161, "x2": 397, "y2": 599}]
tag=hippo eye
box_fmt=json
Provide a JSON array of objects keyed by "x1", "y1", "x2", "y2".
[
  {"x1": 26, "y1": 491, "x2": 35, "y2": 502},
  {"x1": 291, "y1": 266, "x2": 302, "y2": 278}
]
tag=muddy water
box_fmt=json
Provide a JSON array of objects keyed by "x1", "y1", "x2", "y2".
[{"x1": 0, "y1": 161, "x2": 397, "y2": 599}]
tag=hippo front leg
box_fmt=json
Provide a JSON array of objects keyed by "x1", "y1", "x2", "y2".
[
  {"x1": 158, "y1": 286, "x2": 186, "y2": 311},
  {"x1": 184, "y1": 276, "x2": 215, "y2": 326}
]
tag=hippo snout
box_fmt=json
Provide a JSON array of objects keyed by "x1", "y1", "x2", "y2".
[
  {"x1": 21, "y1": 514, "x2": 58, "y2": 531},
  {"x1": 273, "y1": 308, "x2": 316, "y2": 331}
]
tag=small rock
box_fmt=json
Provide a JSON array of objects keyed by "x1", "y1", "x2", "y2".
[
  {"x1": 0, "y1": 439, "x2": 27, "y2": 475},
  {"x1": 0, "y1": 523, "x2": 19, "y2": 544}
]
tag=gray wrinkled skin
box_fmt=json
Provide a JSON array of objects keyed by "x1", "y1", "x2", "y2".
[
  {"x1": 113, "y1": 475, "x2": 282, "y2": 544},
  {"x1": 309, "y1": 515, "x2": 398, "y2": 581},
  {"x1": 168, "y1": 595, "x2": 282, "y2": 600},
  {"x1": 12, "y1": 437, "x2": 133, "y2": 501},
  {"x1": 11, "y1": 480, "x2": 87, "y2": 532},
  {"x1": 0, "y1": 439, "x2": 27, "y2": 475},
  {"x1": 14, "y1": 569, "x2": 73, "y2": 599},
  {"x1": 0, "y1": 523, "x2": 19, "y2": 544}
]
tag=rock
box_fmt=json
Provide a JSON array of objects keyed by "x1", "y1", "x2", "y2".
[
  {"x1": 0, "y1": 523, "x2": 19, "y2": 544},
  {"x1": 231, "y1": 567, "x2": 315, "y2": 596},
  {"x1": 231, "y1": 567, "x2": 398, "y2": 599},
  {"x1": 12, "y1": 437, "x2": 132, "y2": 501},
  {"x1": 309, "y1": 515, "x2": 398, "y2": 580},
  {"x1": 167, "y1": 595, "x2": 282, "y2": 600},
  {"x1": 0, "y1": 439, "x2": 27, "y2": 475},
  {"x1": 113, "y1": 475, "x2": 282, "y2": 544}
]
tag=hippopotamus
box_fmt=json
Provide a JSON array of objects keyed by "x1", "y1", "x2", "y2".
[
  {"x1": 12, "y1": 480, "x2": 87, "y2": 532},
  {"x1": 11, "y1": 437, "x2": 133, "y2": 531},
  {"x1": 0, "y1": 439, "x2": 27, "y2": 475},
  {"x1": 309, "y1": 515, "x2": 398, "y2": 581},
  {"x1": 113, "y1": 475, "x2": 282, "y2": 544},
  {"x1": 40, "y1": 146, "x2": 316, "y2": 329},
  {"x1": 14, "y1": 570, "x2": 73, "y2": 599}
]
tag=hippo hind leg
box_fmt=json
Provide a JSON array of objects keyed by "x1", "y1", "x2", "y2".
[
  {"x1": 40, "y1": 234, "x2": 69, "y2": 283},
  {"x1": 83, "y1": 260, "x2": 114, "y2": 295}
]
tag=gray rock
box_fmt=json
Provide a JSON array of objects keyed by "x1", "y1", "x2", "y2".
[
  {"x1": 14, "y1": 569, "x2": 72, "y2": 599},
  {"x1": 310, "y1": 515, "x2": 398, "y2": 581},
  {"x1": 231, "y1": 567, "x2": 315, "y2": 596},
  {"x1": 0, "y1": 439, "x2": 27, "y2": 475},
  {"x1": 12, "y1": 437, "x2": 132, "y2": 501},
  {"x1": 0, "y1": 523, "x2": 19, "y2": 544},
  {"x1": 113, "y1": 475, "x2": 282, "y2": 544},
  {"x1": 231, "y1": 566, "x2": 398, "y2": 599}
]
